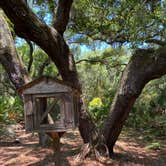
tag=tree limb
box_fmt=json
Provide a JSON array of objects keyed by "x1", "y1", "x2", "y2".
[
  {"x1": 85, "y1": 32, "x2": 129, "y2": 45},
  {"x1": 0, "y1": 0, "x2": 48, "y2": 46},
  {"x1": 0, "y1": 0, "x2": 68, "y2": 56},
  {"x1": 38, "y1": 58, "x2": 50, "y2": 77},
  {"x1": 0, "y1": 13, "x2": 30, "y2": 89},
  {"x1": 25, "y1": 39, "x2": 33, "y2": 72},
  {"x1": 53, "y1": 0, "x2": 73, "y2": 35},
  {"x1": 145, "y1": 39, "x2": 166, "y2": 46},
  {"x1": 76, "y1": 58, "x2": 126, "y2": 68},
  {"x1": 76, "y1": 58, "x2": 106, "y2": 65}
]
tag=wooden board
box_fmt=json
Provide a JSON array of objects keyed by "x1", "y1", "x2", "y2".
[
  {"x1": 73, "y1": 96, "x2": 79, "y2": 126},
  {"x1": 23, "y1": 79, "x2": 72, "y2": 94},
  {"x1": 23, "y1": 95, "x2": 34, "y2": 131},
  {"x1": 24, "y1": 95, "x2": 33, "y2": 115}
]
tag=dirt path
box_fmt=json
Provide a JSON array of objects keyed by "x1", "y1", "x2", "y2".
[{"x1": 0, "y1": 126, "x2": 166, "y2": 166}]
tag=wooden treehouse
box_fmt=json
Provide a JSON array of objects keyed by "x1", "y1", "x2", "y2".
[{"x1": 18, "y1": 76, "x2": 79, "y2": 133}]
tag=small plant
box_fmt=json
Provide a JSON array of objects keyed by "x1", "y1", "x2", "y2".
[
  {"x1": 146, "y1": 142, "x2": 161, "y2": 150},
  {"x1": 88, "y1": 97, "x2": 108, "y2": 126},
  {"x1": 0, "y1": 95, "x2": 23, "y2": 124}
]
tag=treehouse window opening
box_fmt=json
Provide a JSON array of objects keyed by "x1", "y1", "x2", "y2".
[{"x1": 35, "y1": 96, "x2": 65, "y2": 125}]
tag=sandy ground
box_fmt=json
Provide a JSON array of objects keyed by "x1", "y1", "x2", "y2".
[{"x1": 0, "y1": 125, "x2": 166, "y2": 166}]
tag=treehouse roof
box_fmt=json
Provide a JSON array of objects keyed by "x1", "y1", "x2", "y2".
[{"x1": 18, "y1": 76, "x2": 74, "y2": 95}]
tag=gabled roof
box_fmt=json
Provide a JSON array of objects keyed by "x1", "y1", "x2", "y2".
[{"x1": 18, "y1": 76, "x2": 74, "y2": 95}]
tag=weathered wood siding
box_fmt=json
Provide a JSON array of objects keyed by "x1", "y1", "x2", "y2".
[
  {"x1": 23, "y1": 80, "x2": 72, "y2": 94},
  {"x1": 73, "y1": 95, "x2": 79, "y2": 126},
  {"x1": 23, "y1": 95, "x2": 34, "y2": 131}
]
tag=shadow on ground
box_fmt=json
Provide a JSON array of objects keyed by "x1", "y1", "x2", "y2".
[{"x1": 0, "y1": 129, "x2": 166, "y2": 166}]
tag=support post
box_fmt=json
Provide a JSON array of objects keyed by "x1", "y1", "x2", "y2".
[{"x1": 47, "y1": 132, "x2": 62, "y2": 166}]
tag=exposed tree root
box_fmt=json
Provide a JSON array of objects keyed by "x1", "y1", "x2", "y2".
[
  {"x1": 74, "y1": 143, "x2": 91, "y2": 162},
  {"x1": 74, "y1": 142, "x2": 110, "y2": 164}
]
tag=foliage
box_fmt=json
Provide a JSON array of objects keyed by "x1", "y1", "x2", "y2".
[
  {"x1": 17, "y1": 44, "x2": 58, "y2": 78},
  {"x1": 123, "y1": 76, "x2": 166, "y2": 148},
  {"x1": 0, "y1": 95, "x2": 23, "y2": 124},
  {"x1": 146, "y1": 142, "x2": 161, "y2": 150},
  {"x1": 77, "y1": 46, "x2": 166, "y2": 137},
  {"x1": 29, "y1": 0, "x2": 57, "y2": 25},
  {"x1": 89, "y1": 97, "x2": 103, "y2": 109},
  {"x1": 23, "y1": 0, "x2": 166, "y2": 48},
  {"x1": 70, "y1": 0, "x2": 166, "y2": 48},
  {"x1": 77, "y1": 46, "x2": 129, "y2": 105},
  {"x1": 126, "y1": 76, "x2": 166, "y2": 128},
  {"x1": 88, "y1": 97, "x2": 108, "y2": 126},
  {"x1": 0, "y1": 66, "x2": 23, "y2": 124},
  {"x1": 77, "y1": 47, "x2": 130, "y2": 126}
]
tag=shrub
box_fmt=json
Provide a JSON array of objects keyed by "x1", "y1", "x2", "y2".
[
  {"x1": 0, "y1": 95, "x2": 23, "y2": 124},
  {"x1": 88, "y1": 97, "x2": 108, "y2": 126}
]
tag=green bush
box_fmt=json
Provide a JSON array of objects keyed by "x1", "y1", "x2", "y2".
[
  {"x1": 146, "y1": 142, "x2": 161, "y2": 150},
  {"x1": 0, "y1": 95, "x2": 23, "y2": 124},
  {"x1": 88, "y1": 97, "x2": 108, "y2": 126}
]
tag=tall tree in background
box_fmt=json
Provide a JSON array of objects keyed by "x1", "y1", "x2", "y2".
[
  {"x1": 0, "y1": 0, "x2": 166, "y2": 157},
  {"x1": 0, "y1": 11, "x2": 30, "y2": 89}
]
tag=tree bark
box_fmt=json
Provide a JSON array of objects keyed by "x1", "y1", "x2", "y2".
[
  {"x1": 103, "y1": 48, "x2": 166, "y2": 155},
  {"x1": 0, "y1": 11, "x2": 30, "y2": 88},
  {"x1": 53, "y1": 0, "x2": 73, "y2": 35}
]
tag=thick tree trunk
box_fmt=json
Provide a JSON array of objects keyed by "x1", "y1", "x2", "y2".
[
  {"x1": 0, "y1": 12, "x2": 30, "y2": 88},
  {"x1": 103, "y1": 48, "x2": 166, "y2": 155}
]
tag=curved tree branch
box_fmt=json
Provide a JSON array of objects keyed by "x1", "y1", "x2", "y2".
[
  {"x1": 76, "y1": 58, "x2": 106, "y2": 65},
  {"x1": 0, "y1": 13, "x2": 30, "y2": 89},
  {"x1": 38, "y1": 58, "x2": 50, "y2": 77},
  {"x1": 145, "y1": 39, "x2": 166, "y2": 46},
  {"x1": 25, "y1": 39, "x2": 33, "y2": 72},
  {"x1": 76, "y1": 58, "x2": 127, "y2": 68},
  {"x1": 53, "y1": 0, "x2": 73, "y2": 35},
  {"x1": 0, "y1": 0, "x2": 49, "y2": 46}
]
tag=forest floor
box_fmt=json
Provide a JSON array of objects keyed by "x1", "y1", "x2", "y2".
[{"x1": 0, "y1": 123, "x2": 166, "y2": 166}]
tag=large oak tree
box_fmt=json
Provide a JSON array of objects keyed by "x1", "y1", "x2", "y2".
[{"x1": 0, "y1": 0, "x2": 166, "y2": 157}]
